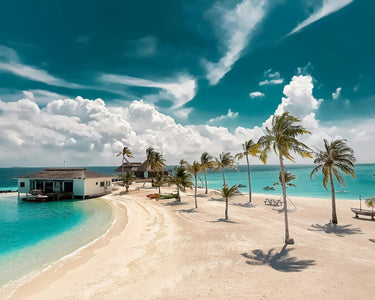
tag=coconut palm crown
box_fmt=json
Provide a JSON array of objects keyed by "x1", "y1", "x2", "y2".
[
  {"x1": 213, "y1": 185, "x2": 242, "y2": 220},
  {"x1": 116, "y1": 146, "x2": 134, "y2": 176},
  {"x1": 200, "y1": 152, "x2": 214, "y2": 194},
  {"x1": 214, "y1": 152, "x2": 237, "y2": 187},
  {"x1": 187, "y1": 161, "x2": 202, "y2": 208},
  {"x1": 235, "y1": 140, "x2": 261, "y2": 203},
  {"x1": 258, "y1": 111, "x2": 311, "y2": 245},
  {"x1": 168, "y1": 165, "x2": 193, "y2": 202},
  {"x1": 310, "y1": 139, "x2": 355, "y2": 224}
]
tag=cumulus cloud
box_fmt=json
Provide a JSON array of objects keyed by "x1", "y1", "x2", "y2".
[
  {"x1": 332, "y1": 87, "x2": 342, "y2": 99},
  {"x1": 0, "y1": 45, "x2": 82, "y2": 89},
  {"x1": 289, "y1": 0, "x2": 353, "y2": 35},
  {"x1": 259, "y1": 69, "x2": 284, "y2": 86},
  {"x1": 208, "y1": 109, "x2": 239, "y2": 123},
  {"x1": 101, "y1": 73, "x2": 196, "y2": 109},
  {"x1": 204, "y1": 0, "x2": 267, "y2": 85},
  {"x1": 249, "y1": 91, "x2": 265, "y2": 99}
]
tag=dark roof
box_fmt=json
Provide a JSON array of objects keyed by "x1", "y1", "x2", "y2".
[
  {"x1": 115, "y1": 162, "x2": 142, "y2": 172},
  {"x1": 17, "y1": 168, "x2": 113, "y2": 179}
]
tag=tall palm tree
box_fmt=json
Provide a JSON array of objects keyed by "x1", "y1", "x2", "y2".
[
  {"x1": 116, "y1": 146, "x2": 134, "y2": 176},
  {"x1": 145, "y1": 147, "x2": 166, "y2": 175},
  {"x1": 200, "y1": 152, "x2": 214, "y2": 194},
  {"x1": 310, "y1": 139, "x2": 355, "y2": 224},
  {"x1": 187, "y1": 161, "x2": 202, "y2": 208},
  {"x1": 258, "y1": 111, "x2": 311, "y2": 244},
  {"x1": 235, "y1": 140, "x2": 261, "y2": 203},
  {"x1": 213, "y1": 185, "x2": 242, "y2": 220},
  {"x1": 214, "y1": 152, "x2": 237, "y2": 187},
  {"x1": 168, "y1": 165, "x2": 193, "y2": 202},
  {"x1": 121, "y1": 171, "x2": 137, "y2": 192}
]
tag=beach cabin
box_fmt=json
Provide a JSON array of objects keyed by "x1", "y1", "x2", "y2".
[
  {"x1": 17, "y1": 168, "x2": 114, "y2": 200},
  {"x1": 115, "y1": 162, "x2": 169, "y2": 178}
]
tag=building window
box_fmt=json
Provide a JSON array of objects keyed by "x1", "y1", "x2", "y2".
[
  {"x1": 100, "y1": 181, "x2": 105, "y2": 187},
  {"x1": 96, "y1": 182, "x2": 98, "y2": 185},
  {"x1": 20, "y1": 182, "x2": 25, "y2": 188},
  {"x1": 106, "y1": 181, "x2": 110, "y2": 186}
]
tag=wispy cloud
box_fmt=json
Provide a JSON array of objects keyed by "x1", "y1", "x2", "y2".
[
  {"x1": 259, "y1": 69, "x2": 284, "y2": 86},
  {"x1": 0, "y1": 45, "x2": 82, "y2": 89},
  {"x1": 289, "y1": 0, "x2": 353, "y2": 35},
  {"x1": 127, "y1": 36, "x2": 157, "y2": 58},
  {"x1": 204, "y1": 0, "x2": 267, "y2": 85},
  {"x1": 249, "y1": 91, "x2": 265, "y2": 99},
  {"x1": 332, "y1": 87, "x2": 342, "y2": 99},
  {"x1": 208, "y1": 108, "x2": 239, "y2": 123},
  {"x1": 101, "y1": 73, "x2": 196, "y2": 109}
]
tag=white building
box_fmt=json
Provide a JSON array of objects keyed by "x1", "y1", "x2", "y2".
[{"x1": 17, "y1": 168, "x2": 114, "y2": 199}]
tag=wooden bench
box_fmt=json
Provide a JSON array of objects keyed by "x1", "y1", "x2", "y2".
[{"x1": 351, "y1": 207, "x2": 375, "y2": 220}]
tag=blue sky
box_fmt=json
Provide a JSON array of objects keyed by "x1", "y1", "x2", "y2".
[{"x1": 0, "y1": 0, "x2": 374, "y2": 166}]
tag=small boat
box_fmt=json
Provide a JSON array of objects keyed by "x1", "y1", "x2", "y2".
[
  {"x1": 238, "y1": 184, "x2": 246, "y2": 188},
  {"x1": 22, "y1": 190, "x2": 49, "y2": 202},
  {"x1": 263, "y1": 186, "x2": 276, "y2": 191}
]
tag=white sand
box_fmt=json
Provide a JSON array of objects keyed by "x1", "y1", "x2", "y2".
[{"x1": 3, "y1": 185, "x2": 375, "y2": 299}]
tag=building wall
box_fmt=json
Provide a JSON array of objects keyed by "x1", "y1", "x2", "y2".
[
  {"x1": 84, "y1": 177, "x2": 112, "y2": 197},
  {"x1": 17, "y1": 179, "x2": 30, "y2": 193},
  {"x1": 73, "y1": 179, "x2": 85, "y2": 197}
]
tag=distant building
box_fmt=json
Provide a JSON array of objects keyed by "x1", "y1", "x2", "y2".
[
  {"x1": 115, "y1": 162, "x2": 169, "y2": 178},
  {"x1": 17, "y1": 168, "x2": 114, "y2": 199}
]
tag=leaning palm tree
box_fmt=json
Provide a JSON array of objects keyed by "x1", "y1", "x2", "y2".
[
  {"x1": 214, "y1": 152, "x2": 237, "y2": 187},
  {"x1": 213, "y1": 185, "x2": 242, "y2": 220},
  {"x1": 121, "y1": 171, "x2": 137, "y2": 192},
  {"x1": 258, "y1": 112, "x2": 311, "y2": 245},
  {"x1": 187, "y1": 161, "x2": 202, "y2": 208},
  {"x1": 153, "y1": 173, "x2": 166, "y2": 194},
  {"x1": 200, "y1": 152, "x2": 214, "y2": 194},
  {"x1": 235, "y1": 140, "x2": 261, "y2": 203},
  {"x1": 116, "y1": 146, "x2": 134, "y2": 176},
  {"x1": 310, "y1": 139, "x2": 355, "y2": 224},
  {"x1": 168, "y1": 165, "x2": 193, "y2": 202}
]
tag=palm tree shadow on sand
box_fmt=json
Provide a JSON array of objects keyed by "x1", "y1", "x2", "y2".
[
  {"x1": 231, "y1": 202, "x2": 256, "y2": 208},
  {"x1": 207, "y1": 218, "x2": 238, "y2": 224},
  {"x1": 162, "y1": 201, "x2": 189, "y2": 206},
  {"x1": 308, "y1": 223, "x2": 362, "y2": 237},
  {"x1": 242, "y1": 246, "x2": 315, "y2": 272}
]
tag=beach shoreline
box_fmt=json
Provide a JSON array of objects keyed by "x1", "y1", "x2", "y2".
[{"x1": 2, "y1": 185, "x2": 375, "y2": 299}]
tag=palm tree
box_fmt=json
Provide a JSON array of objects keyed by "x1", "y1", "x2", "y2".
[
  {"x1": 168, "y1": 165, "x2": 193, "y2": 202},
  {"x1": 145, "y1": 147, "x2": 166, "y2": 176},
  {"x1": 116, "y1": 146, "x2": 134, "y2": 176},
  {"x1": 365, "y1": 197, "x2": 375, "y2": 215},
  {"x1": 121, "y1": 172, "x2": 137, "y2": 192},
  {"x1": 235, "y1": 140, "x2": 261, "y2": 203},
  {"x1": 258, "y1": 112, "x2": 311, "y2": 245},
  {"x1": 179, "y1": 159, "x2": 189, "y2": 167},
  {"x1": 200, "y1": 152, "x2": 214, "y2": 194},
  {"x1": 213, "y1": 185, "x2": 242, "y2": 220},
  {"x1": 310, "y1": 139, "x2": 356, "y2": 224},
  {"x1": 153, "y1": 173, "x2": 166, "y2": 194},
  {"x1": 187, "y1": 161, "x2": 202, "y2": 208},
  {"x1": 274, "y1": 171, "x2": 297, "y2": 188},
  {"x1": 214, "y1": 152, "x2": 237, "y2": 187}
]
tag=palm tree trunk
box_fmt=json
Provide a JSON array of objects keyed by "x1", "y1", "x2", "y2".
[
  {"x1": 329, "y1": 173, "x2": 338, "y2": 224},
  {"x1": 204, "y1": 171, "x2": 208, "y2": 194},
  {"x1": 222, "y1": 168, "x2": 226, "y2": 187},
  {"x1": 176, "y1": 185, "x2": 180, "y2": 202},
  {"x1": 279, "y1": 154, "x2": 293, "y2": 244},
  {"x1": 194, "y1": 175, "x2": 198, "y2": 208},
  {"x1": 121, "y1": 157, "x2": 124, "y2": 177},
  {"x1": 225, "y1": 197, "x2": 228, "y2": 220},
  {"x1": 246, "y1": 154, "x2": 252, "y2": 203},
  {"x1": 158, "y1": 186, "x2": 161, "y2": 194}
]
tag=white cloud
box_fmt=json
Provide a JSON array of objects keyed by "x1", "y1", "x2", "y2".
[
  {"x1": 259, "y1": 69, "x2": 284, "y2": 86},
  {"x1": 128, "y1": 36, "x2": 157, "y2": 58},
  {"x1": 289, "y1": 0, "x2": 353, "y2": 35},
  {"x1": 23, "y1": 89, "x2": 66, "y2": 104},
  {"x1": 249, "y1": 91, "x2": 265, "y2": 99},
  {"x1": 101, "y1": 73, "x2": 196, "y2": 109},
  {"x1": 208, "y1": 109, "x2": 239, "y2": 123},
  {"x1": 204, "y1": 0, "x2": 267, "y2": 85},
  {"x1": 0, "y1": 46, "x2": 82, "y2": 89},
  {"x1": 332, "y1": 87, "x2": 342, "y2": 99}
]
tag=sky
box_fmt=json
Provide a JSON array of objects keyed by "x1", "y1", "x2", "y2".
[{"x1": 0, "y1": 0, "x2": 374, "y2": 167}]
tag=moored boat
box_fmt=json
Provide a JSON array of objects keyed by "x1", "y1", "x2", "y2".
[{"x1": 22, "y1": 190, "x2": 49, "y2": 202}]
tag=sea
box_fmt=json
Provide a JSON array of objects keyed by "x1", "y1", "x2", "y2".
[{"x1": 0, "y1": 164, "x2": 374, "y2": 287}]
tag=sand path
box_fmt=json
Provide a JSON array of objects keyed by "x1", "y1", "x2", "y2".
[{"x1": 6, "y1": 187, "x2": 375, "y2": 299}]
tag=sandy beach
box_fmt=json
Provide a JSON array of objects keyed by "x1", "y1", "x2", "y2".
[{"x1": 3, "y1": 185, "x2": 375, "y2": 300}]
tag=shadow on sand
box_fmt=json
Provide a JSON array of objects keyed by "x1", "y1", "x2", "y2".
[
  {"x1": 208, "y1": 197, "x2": 225, "y2": 202},
  {"x1": 242, "y1": 245, "x2": 315, "y2": 272},
  {"x1": 231, "y1": 202, "x2": 256, "y2": 208},
  {"x1": 308, "y1": 223, "x2": 362, "y2": 237},
  {"x1": 369, "y1": 239, "x2": 375, "y2": 243},
  {"x1": 207, "y1": 218, "x2": 238, "y2": 224},
  {"x1": 177, "y1": 208, "x2": 197, "y2": 214},
  {"x1": 162, "y1": 200, "x2": 189, "y2": 206}
]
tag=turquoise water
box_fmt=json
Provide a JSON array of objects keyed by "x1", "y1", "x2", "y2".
[
  {"x1": 199, "y1": 164, "x2": 375, "y2": 200},
  {"x1": 0, "y1": 195, "x2": 113, "y2": 286}
]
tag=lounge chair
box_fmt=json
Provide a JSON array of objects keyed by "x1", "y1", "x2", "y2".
[{"x1": 351, "y1": 207, "x2": 375, "y2": 220}]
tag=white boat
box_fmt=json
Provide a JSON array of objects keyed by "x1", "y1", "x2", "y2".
[{"x1": 22, "y1": 190, "x2": 49, "y2": 202}]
